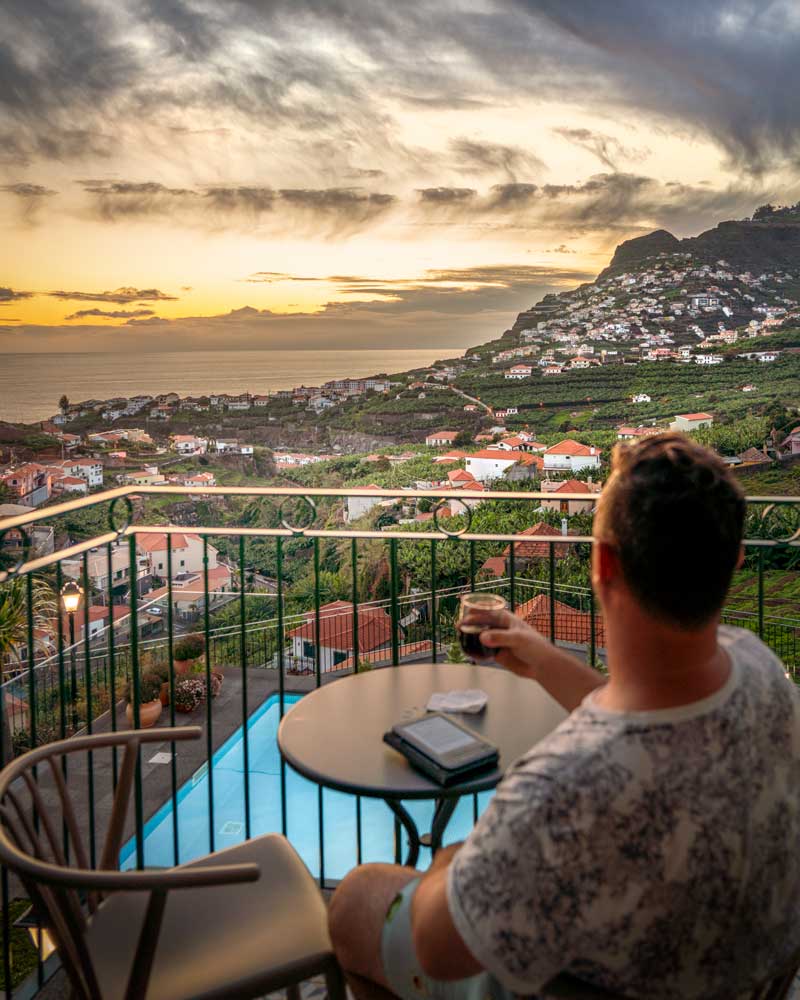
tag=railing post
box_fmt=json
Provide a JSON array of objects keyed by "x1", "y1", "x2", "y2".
[
  {"x1": 389, "y1": 539, "x2": 400, "y2": 666},
  {"x1": 239, "y1": 536, "x2": 251, "y2": 842},
  {"x1": 128, "y1": 532, "x2": 144, "y2": 870},
  {"x1": 167, "y1": 535, "x2": 179, "y2": 864},
  {"x1": 203, "y1": 537, "x2": 215, "y2": 855},
  {"x1": 350, "y1": 539, "x2": 358, "y2": 674},
  {"x1": 430, "y1": 538, "x2": 438, "y2": 663}
]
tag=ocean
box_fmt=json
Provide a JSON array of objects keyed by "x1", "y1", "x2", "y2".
[{"x1": 0, "y1": 349, "x2": 457, "y2": 424}]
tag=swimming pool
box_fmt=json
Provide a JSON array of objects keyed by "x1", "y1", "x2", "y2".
[{"x1": 121, "y1": 692, "x2": 493, "y2": 878}]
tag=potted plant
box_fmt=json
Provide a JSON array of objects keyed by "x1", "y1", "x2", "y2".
[
  {"x1": 173, "y1": 634, "x2": 204, "y2": 674},
  {"x1": 123, "y1": 672, "x2": 163, "y2": 728},
  {"x1": 190, "y1": 660, "x2": 224, "y2": 697},
  {"x1": 173, "y1": 676, "x2": 207, "y2": 714},
  {"x1": 148, "y1": 661, "x2": 171, "y2": 706}
]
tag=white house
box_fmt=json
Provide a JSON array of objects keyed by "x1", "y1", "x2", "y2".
[
  {"x1": 465, "y1": 449, "x2": 523, "y2": 482},
  {"x1": 669, "y1": 413, "x2": 714, "y2": 432},
  {"x1": 695, "y1": 354, "x2": 723, "y2": 365},
  {"x1": 504, "y1": 365, "x2": 533, "y2": 380},
  {"x1": 345, "y1": 485, "x2": 384, "y2": 522},
  {"x1": 632, "y1": 393, "x2": 651, "y2": 403},
  {"x1": 425, "y1": 431, "x2": 459, "y2": 447},
  {"x1": 171, "y1": 434, "x2": 208, "y2": 456},
  {"x1": 542, "y1": 440, "x2": 602, "y2": 472},
  {"x1": 136, "y1": 532, "x2": 219, "y2": 579},
  {"x1": 57, "y1": 459, "x2": 104, "y2": 487},
  {"x1": 542, "y1": 366, "x2": 562, "y2": 376},
  {"x1": 287, "y1": 600, "x2": 394, "y2": 670}
]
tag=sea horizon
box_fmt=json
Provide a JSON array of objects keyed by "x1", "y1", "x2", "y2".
[{"x1": 0, "y1": 348, "x2": 460, "y2": 424}]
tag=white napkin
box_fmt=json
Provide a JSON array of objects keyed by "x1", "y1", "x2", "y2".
[{"x1": 426, "y1": 689, "x2": 488, "y2": 714}]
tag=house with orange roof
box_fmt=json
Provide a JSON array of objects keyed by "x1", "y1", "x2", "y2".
[
  {"x1": 50, "y1": 475, "x2": 89, "y2": 495},
  {"x1": 502, "y1": 522, "x2": 574, "y2": 566},
  {"x1": 432, "y1": 449, "x2": 468, "y2": 464},
  {"x1": 541, "y1": 479, "x2": 601, "y2": 516},
  {"x1": 425, "y1": 430, "x2": 460, "y2": 447},
  {"x1": 669, "y1": 412, "x2": 714, "y2": 432},
  {"x1": 0, "y1": 463, "x2": 53, "y2": 507},
  {"x1": 616, "y1": 425, "x2": 662, "y2": 441},
  {"x1": 465, "y1": 448, "x2": 534, "y2": 483},
  {"x1": 515, "y1": 594, "x2": 605, "y2": 648},
  {"x1": 542, "y1": 439, "x2": 602, "y2": 472},
  {"x1": 287, "y1": 600, "x2": 398, "y2": 671},
  {"x1": 136, "y1": 532, "x2": 218, "y2": 579},
  {"x1": 479, "y1": 555, "x2": 507, "y2": 579}
]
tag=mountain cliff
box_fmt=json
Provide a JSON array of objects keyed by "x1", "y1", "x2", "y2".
[{"x1": 599, "y1": 217, "x2": 800, "y2": 279}]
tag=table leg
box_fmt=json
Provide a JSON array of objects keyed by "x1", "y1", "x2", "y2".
[
  {"x1": 430, "y1": 797, "x2": 458, "y2": 853},
  {"x1": 385, "y1": 799, "x2": 421, "y2": 868}
]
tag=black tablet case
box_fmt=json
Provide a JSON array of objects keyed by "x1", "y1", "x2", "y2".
[{"x1": 383, "y1": 729, "x2": 499, "y2": 786}]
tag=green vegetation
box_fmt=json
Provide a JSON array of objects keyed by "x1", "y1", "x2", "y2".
[{"x1": 0, "y1": 900, "x2": 40, "y2": 990}]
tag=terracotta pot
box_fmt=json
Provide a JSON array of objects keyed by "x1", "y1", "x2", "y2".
[
  {"x1": 174, "y1": 659, "x2": 192, "y2": 674},
  {"x1": 125, "y1": 699, "x2": 163, "y2": 729},
  {"x1": 159, "y1": 682, "x2": 170, "y2": 707}
]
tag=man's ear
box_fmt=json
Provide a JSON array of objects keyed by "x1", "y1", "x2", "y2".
[
  {"x1": 735, "y1": 545, "x2": 745, "y2": 570},
  {"x1": 593, "y1": 540, "x2": 620, "y2": 587}
]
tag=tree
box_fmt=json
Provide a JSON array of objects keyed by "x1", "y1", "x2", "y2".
[
  {"x1": 0, "y1": 577, "x2": 58, "y2": 669},
  {"x1": 58, "y1": 395, "x2": 69, "y2": 418}
]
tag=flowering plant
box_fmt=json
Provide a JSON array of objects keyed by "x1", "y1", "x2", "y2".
[{"x1": 173, "y1": 676, "x2": 207, "y2": 713}]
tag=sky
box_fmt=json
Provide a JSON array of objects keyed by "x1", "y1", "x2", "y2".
[{"x1": 1, "y1": 0, "x2": 800, "y2": 354}]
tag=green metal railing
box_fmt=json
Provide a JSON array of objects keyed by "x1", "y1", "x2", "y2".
[{"x1": 0, "y1": 484, "x2": 797, "y2": 996}]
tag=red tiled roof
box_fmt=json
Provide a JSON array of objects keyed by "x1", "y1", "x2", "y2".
[
  {"x1": 676, "y1": 412, "x2": 713, "y2": 420},
  {"x1": 544, "y1": 439, "x2": 601, "y2": 457},
  {"x1": 502, "y1": 523, "x2": 573, "y2": 560},
  {"x1": 515, "y1": 594, "x2": 605, "y2": 647},
  {"x1": 426, "y1": 431, "x2": 459, "y2": 441},
  {"x1": 467, "y1": 449, "x2": 521, "y2": 461},
  {"x1": 288, "y1": 601, "x2": 393, "y2": 653},
  {"x1": 480, "y1": 556, "x2": 507, "y2": 578},
  {"x1": 551, "y1": 479, "x2": 595, "y2": 494},
  {"x1": 448, "y1": 469, "x2": 476, "y2": 483},
  {"x1": 137, "y1": 533, "x2": 188, "y2": 552}
]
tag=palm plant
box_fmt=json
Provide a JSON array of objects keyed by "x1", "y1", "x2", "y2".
[{"x1": 0, "y1": 577, "x2": 58, "y2": 670}]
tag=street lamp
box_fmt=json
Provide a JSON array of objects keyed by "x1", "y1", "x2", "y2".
[{"x1": 60, "y1": 581, "x2": 83, "y2": 731}]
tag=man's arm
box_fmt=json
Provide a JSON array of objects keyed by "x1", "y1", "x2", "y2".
[
  {"x1": 410, "y1": 844, "x2": 484, "y2": 981},
  {"x1": 480, "y1": 610, "x2": 605, "y2": 712}
]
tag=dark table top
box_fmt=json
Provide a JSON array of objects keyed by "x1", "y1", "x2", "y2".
[{"x1": 277, "y1": 663, "x2": 567, "y2": 800}]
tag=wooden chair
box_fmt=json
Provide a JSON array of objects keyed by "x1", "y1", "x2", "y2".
[{"x1": 0, "y1": 726, "x2": 346, "y2": 1000}]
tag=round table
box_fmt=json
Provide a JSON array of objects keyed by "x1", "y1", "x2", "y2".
[{"x1": 277, "y1": 662, "x2": 566, "y2": 866}]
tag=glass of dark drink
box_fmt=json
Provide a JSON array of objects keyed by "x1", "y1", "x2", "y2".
[{"x1": 457, "y1": 593, "x2": 507, "y2": 664}]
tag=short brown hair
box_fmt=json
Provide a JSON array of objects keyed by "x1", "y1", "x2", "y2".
[{"x1": 596, "y1": 433, "x2": 746, "y2": 629}]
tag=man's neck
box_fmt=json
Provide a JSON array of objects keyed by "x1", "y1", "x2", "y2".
[{"x1": 598, "y1": 608, "x2": 731, "y2": 712}]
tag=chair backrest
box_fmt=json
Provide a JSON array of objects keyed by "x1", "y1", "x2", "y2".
[{"x1": 0, "y1": 727, "x2": 202, "y2": 999}]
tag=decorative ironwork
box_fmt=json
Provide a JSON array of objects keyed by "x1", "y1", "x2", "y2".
[
  {"x1": 278, "y1": 495, "x2": 317, "y2": 535},
  {"x1": 108, "y1": 496, "x2": 134, "y2": 536},
  {"x1": 433, "y1": 497, "x2": 472, "y2": 537}
]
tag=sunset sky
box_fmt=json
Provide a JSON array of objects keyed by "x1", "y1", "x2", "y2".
[{"x1": 2, "y1": 0, "x2": 800, "y2": 353}]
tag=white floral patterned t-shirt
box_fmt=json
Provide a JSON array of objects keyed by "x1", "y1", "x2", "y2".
[{"x1": 447, "y1": 626, "x2": 800, "y2": 999}]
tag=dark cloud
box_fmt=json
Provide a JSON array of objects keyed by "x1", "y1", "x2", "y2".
[
  {"x1": 65, "y1": 307, "x2": 155, "y2": 320},
  {"x1": 79, "y1": 181, "x2": 198, "y2": 220},
  {"x1": 0, "y1": 287, "x2": 33, "y2": 303},
  {"x1": 204, "y1": 187, "x2": 276, "y2": 213},
  {"x1": 0, "y1": 181, "x2": 57, "y2": 222},
  {"x1": 552, "y1": 127, "x2": 646, "y2": 170},
  {"x1": 48, "y1": 287, "x2": 178, "y2": 304},
  {"x1": 485, "y1": 183, "x2": 539, "y2": 210},
  {"x1": 417, "y1": 187, "x2": 478, "y2": 204},
  {"x1": 2, "y1": 1, "x2": 800, "y2": 175},
  {"x1": 450, "y1": 138, "x2": 545, "y2": 179},
  {"x1": 0, "y1": 183, "x2": 56, "y2": 197}
]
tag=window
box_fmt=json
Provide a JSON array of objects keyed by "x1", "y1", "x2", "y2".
[
  {"x1": 560, "y1": 500, "x2": 569, "y2": 514},
  {"x1": 158, "y1": 562, "x2": 163, "y2": 570},
  {"x1": 302, "y1": 640, "x2": 315, "y2": 659},
  {"x1": 333, "y1": 650, "x2": 348, "y2": 665},
  {"x1": 180, "y1": 559, "x2": 185, "y2": 567}
]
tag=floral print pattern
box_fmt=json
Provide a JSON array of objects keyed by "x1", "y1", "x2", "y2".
[{"x1": 447, "y1": 627, "x2": 800, "y2": 999}]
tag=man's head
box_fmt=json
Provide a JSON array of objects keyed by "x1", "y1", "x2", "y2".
[{"x1": 593, "y1": 433, "x2": 746, "y2": 630}]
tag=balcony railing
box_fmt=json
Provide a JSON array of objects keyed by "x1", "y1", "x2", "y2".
[{"x1": 0, "y1": 485, "x2": 797, "y2": 996}]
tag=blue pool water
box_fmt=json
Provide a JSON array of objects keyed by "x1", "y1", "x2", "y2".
[{"x1": 121, "y1": 693, "x2": 493, "y2": 878}]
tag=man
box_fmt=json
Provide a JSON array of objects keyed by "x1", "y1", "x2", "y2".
[{"x1": 329, "y1": 434, "x2": 800, "y2": 999}]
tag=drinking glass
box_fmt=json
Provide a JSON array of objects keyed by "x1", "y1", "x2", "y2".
[{"x1": 457, "y1": 592, "x2": 507, "y2": 663}]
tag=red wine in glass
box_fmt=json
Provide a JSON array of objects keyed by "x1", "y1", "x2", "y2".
[{"x1": 457, "y1": 593, "x2": 507, "y2": 664}]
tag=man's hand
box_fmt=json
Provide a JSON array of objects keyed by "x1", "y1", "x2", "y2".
[
  {"x1": 463, "y1": 607, "x2": 606, "y2": 712},
  {"x1": 477, "y1": 610, "x2": 553, "y2": 680}
]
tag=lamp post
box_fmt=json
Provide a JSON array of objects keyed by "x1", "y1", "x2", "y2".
[{"x1": 60, "y1": 581, "x2": 83, "y2": 732}]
